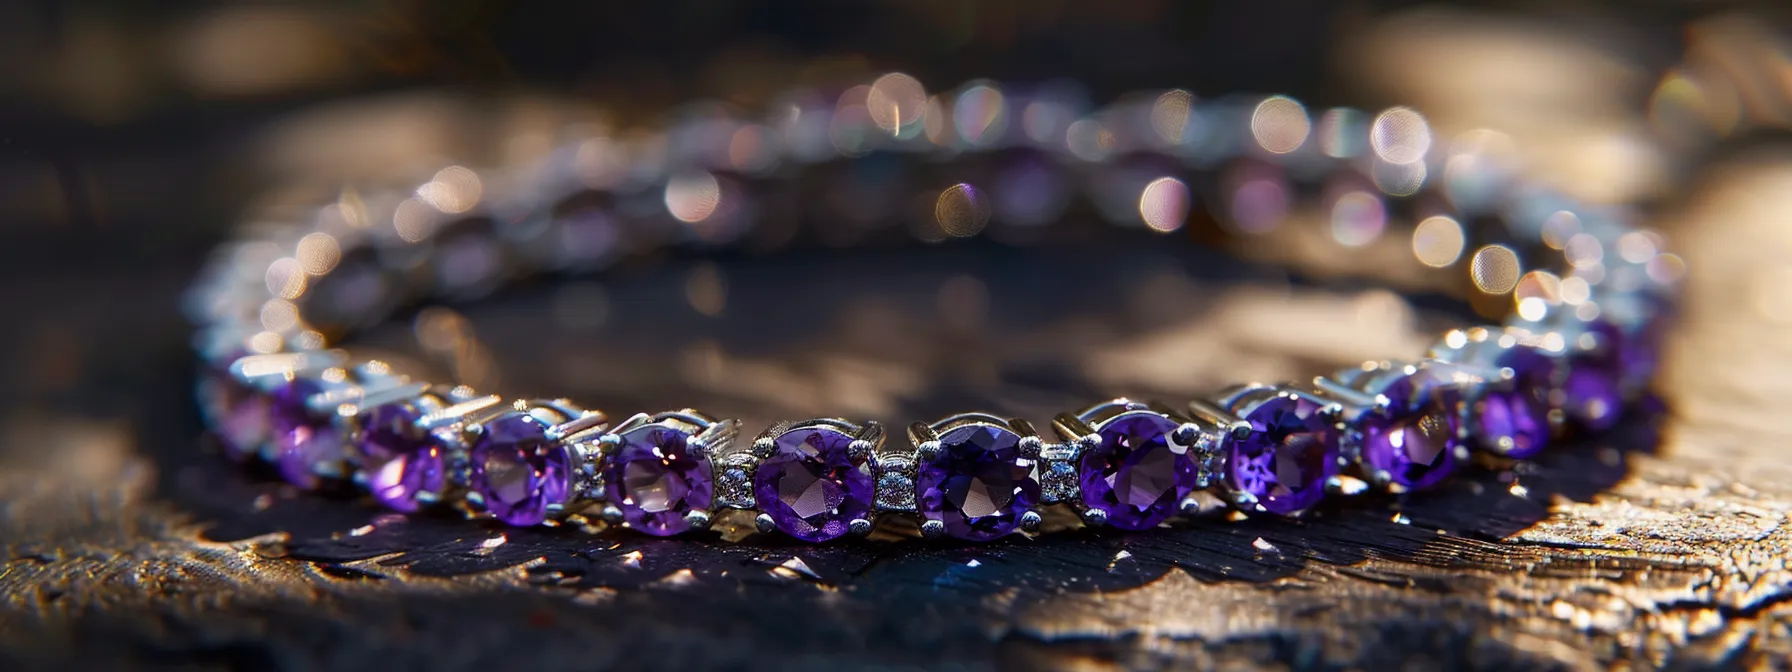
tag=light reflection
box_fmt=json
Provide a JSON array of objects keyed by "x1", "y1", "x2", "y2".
[
  {"x1": 1370, "y1": 107, "x2": 1431, "y2": 165},
  {"x1": 392, "y1": 198, "x2": 437, "y2": 243},
  {"x1": 935, "y1": 183, "x2": 991, "y2": 237},
  {"x1": 1065, "y1": 118, "x2": 1114, "y2": 162},
  {"x1": 1564, "y1": 233, "x2": 1604, "y2": 267},
  {"x1": 1513, "y1": 270, "x2": 1562, "y2": 308},
  {"x1": 1228, "y1": 176, "x2": 1289, "y2": 235},
  {"x1": 1329, "y1": 191, "x2": 1386, "y2": 247},
  {"x1": 1412, "y1": 215, "x2": 1466, "y2": 267},
  {"x1": 1138, "y1": 177, "x2": 1190, "y2": 233},
  {"x1": 1372, "y1": 159, "x2": 1427, "y2": 196},
  {"x1": 685, "y1": 262, "x2": 727, "y2": 317},
  {"x1": 1617, "y1": 231, "x2": 1660, "y2": 264},
  {"x1": 954, "y1": 83, "x2": 1008, "y2": 146},
  {"x1": 265, "y1": 257, "x2": 307, "y2": 299},
  {"x1": 295, "y1": 232, "x2": 340, "y2": 275},
  {"x1": 1023, "y1": 100, "x2": 1072, "y2": 146},
  {"x1": 1150, "y1": 89, "x2": 1195, "y2": 145},
  {"x1": 249, "y1": 331, "x2": 284, "y2": 354},
  {"x1": 1250, "y1": 96, "x2": 1309, "y2": 154},
  {"x1": 1316, "y1": 108, "x2": 1365, "y2": 158},
  {"x1": 867, "y1": 73, "x2": 927, "y2": 136},
  {"x1": 260, "y1": 299, "x2": 300, "y2": 333},
  {"x1": 1540, "y1": 210, "x2": 1581, "y2": 249},
  {"x1": 1648, "y1": 253, "x2": 1687, "y2": 285},
  {"x1": 665, "y1": 172, "x2": 722, "y2": 223},
  {"x1": 1560, "y1": 276, "x2": 1592, "y2": 305},
  {"x1": 416, "y1": 166, "x2": 482, "y2": 214},
  {"x1": 1470, "y1": 245, "x2": 1522, "y2": 294}
]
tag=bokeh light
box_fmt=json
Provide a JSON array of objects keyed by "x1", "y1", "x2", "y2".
[
  {"x1": 935, "y1": 183, "x2": 991, "y2": 237},
  {"x1": 1412, "y1": 215, "x2": 1466, "y2": 267},
  {"x1": 1138, "y1": 177, "x2": 1190, "y2": 233},
  {"x1": 1470, "y1": 245, "x2": 1522, "y2": 294},
  {"x1": 954, "y1": 82, "x2": 1008, "y2": 146},
  {"x1": 1151, "y1": 89, "x2": 1195, "y2": 145},
  {"x1": 665, "y1": 172, "x2": 722, "y2": 223},
  {"x1": 867, "y1": 73, "x2": 927, "y2": 136},
  {"x1": 1370, "y1": 107, "x2": 1431, "y2": 165},
  {"x1": 1250, "y1": 95, "x2": 1310, "y2": 154},
  {"x1": 1330, "y1": 191, "x2": 1387, "y2": 247}
]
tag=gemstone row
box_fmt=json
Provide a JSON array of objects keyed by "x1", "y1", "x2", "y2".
[{"x1": 202, "y1": 310, "x2": 1656, "y2": 542}]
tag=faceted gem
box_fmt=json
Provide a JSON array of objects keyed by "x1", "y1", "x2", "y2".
[
  {"x1": 605, "y1": 425, "x2": 715, "y2": 536},
  {"x1": 1078, "y1": 412, "x2": 1196, "y2": 531},
  {"x1": 753, "y1": 426, "x2": 872, "y2": 542},
  {"x1": 199, "y1": 367, "x2": 269, "y2": 461},
  {"x1": 270, "y1": 378, "x2": 344, "y2": 489},
  {"x1": 1474, "y1": 346, "x2": 1553, "y2": 458},
  {"x1": 357, "y1": 402, "x2": 444, "y2": 513},
  {"x1": 470, "y1": 412, "x2": 571, "y2": 526},
  {"x1": 917, "y1": 424, "x2": 1039, "y2": 541},
  {"x1": 1225, "y1": 396, "x2": 1339, "y2": 515},
  {"x1": 1359, "y1": 397, "x2": 1459, "y2": 491}
]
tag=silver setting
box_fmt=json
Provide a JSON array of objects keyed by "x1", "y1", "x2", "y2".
[
  {"x1": 583, "y1": 409, "x2": 734, "y2": 533},
  {"x1": 1207, "y1": 385, "x2": 1344, "y2": 518},
  {"x1": 900, "y1": 413, "x2": 1043, "y2": 539},
  {"x1": 1428, "y1": 327, "x2": 1566, "y2": 457},
  {"x1": 736, "y1": 418, "x2": 885, "y2": 538}
]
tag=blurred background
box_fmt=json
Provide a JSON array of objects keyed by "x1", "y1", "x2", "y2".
[{"x1": 5, "y1": 1, "x2": 1792, "y2": 667}]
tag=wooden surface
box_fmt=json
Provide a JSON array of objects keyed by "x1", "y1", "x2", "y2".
[{"x1": 4, "y1": 152, "x2": 1792, "y2": 670}]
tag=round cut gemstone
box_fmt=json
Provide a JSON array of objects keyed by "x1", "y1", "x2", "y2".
[
  {"x1": 1225, "y1": 396, "x2": 1339, "y2": 515},
  {"x1": 1360, "y1": 404, "x2": 1459, "y2": 490},
  {"x1": 605, "y1": 425, "x2": 715, "y2": 536},
  {"x1": 917, "y1": 424, "x2": 1039, "y2": 541},
  {"x1": 470, "y1": 412, "x2": 571, "y2": 526},
  {"x1": 358, "y1": 402, "x2": 444, "y2": 512},
  {"x1": 753, "y1": 426, "x2": 872, "y2": 542},
  {"x1": 1079, "y1": 412, "x2": 1195, "y2": 531},
  {"x1": 270, "y1": 378, "x2": 344, "y2": 489},
  {"x1": 1474, "y1": 346, "x2": 1553, "y2": 458}
]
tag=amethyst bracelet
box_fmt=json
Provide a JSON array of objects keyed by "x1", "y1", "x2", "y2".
[{"x1": 186, "y1": 76, "x2": 1679, "y2": 543}]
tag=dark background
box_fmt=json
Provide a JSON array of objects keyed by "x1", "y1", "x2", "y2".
[{"x1": 5, "y1": 2, "x2": 1792, "y2": 670}]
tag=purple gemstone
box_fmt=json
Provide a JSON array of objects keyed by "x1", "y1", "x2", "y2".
[
  {"x1": 1563, "y1": 364, "x2": 1622, "y2": 432},
  {"x1": 605, "y1": 425, "x2": 714, "y2": 536},
  {"x1": 470, "y1": 412, "x2": 571, "y2": 526},
  {"x1": 1225, "y1": 396, "x2": 1339, "y2": 515},
  {"x1": 1474, "y1": 346, "x2": 1553, "y2": 458},
  {"x1": 358, "y1": 403, "x2": 445, "y2": 513},
  {"x1": 1360, "y1": 404, "x2": 1459, "y2": 491},
  {"x1": 753, "y1": 426, "x2": 872, "y2": 542},
  {"x1": 199, "y1": 367, "x2": 269, "y2": 461},
  {"x1": 270, "y1": 379, "x2": 344, "y2": 489},
  {"x1": 1079, "y1": 412, "x2": 1196, "y2": 531},
  {"x1": 917, "y1": 424, "x2": 1039, "y2": 541}
]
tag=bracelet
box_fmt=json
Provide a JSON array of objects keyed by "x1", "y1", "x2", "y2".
[{"x1": 185, "y1": 76, "x2": 1680, "y2": 544}]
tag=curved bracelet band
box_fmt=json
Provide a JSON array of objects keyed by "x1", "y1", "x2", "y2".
[{"x1": 186, "y1": 77, "x2": 1679, "y2": 543}]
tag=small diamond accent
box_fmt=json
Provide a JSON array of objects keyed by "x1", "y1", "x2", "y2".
[
  {"x1": 1040, "y1": 460, "x2": 1078, "y2": 503},
  {"x1": 715, "y1": 453, "x2": 756, "y2": 509},
  {"x1": 873, "y1": 457, "x2": 915, "y2": 512}
]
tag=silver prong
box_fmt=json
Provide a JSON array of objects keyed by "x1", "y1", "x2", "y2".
[
  {"x1": 1017, "y1": 435, "x2": 1044, "y2": 460},
  {"x1": 596, "y1": 433, "x2": 622, "y2": 455},
  {"x1": 600, "y1": 505, "x2": 624, "y2": 525},
  {"x1": 417, "y1": 394, "x2": 504, "y2": 429},
  {"x1": 752, "y1": 435, "x2": 778, "y2": 458},
  {"x1": 1081, "y1": 508, "x2": 1107, "y2": 527},
  {"x1": 854, "y1": 421, "x2": 886, "y2": 451},
  {"x1": 847, "y1": 439, "x2": 875, "y2": 463},
  {"x1": 917, "y1": 440, "x2": 941, "y2": 462},
  {"x1": 1229, "y1": 490, "x2": 1260, "y2": 512},
  {"x1": 1173, "y1": 422, "x2": 1202, "y2": 447},
  {"x1": 907, "y1": 421, "x2": 939, "y2": 448},
  {"x1": 1179, "y1": 496, "x2": 1202, "y2": 516},
  {"x1": 547, "y1": 410, "x2": 610, "y2": 443},
  {"x1": 755, "y1": 513, "x2": 777, "y2": 534},
  {"x1": 1051, "y1": 412, "x2": 1095, "y2": 443},
  {"x1": 684, "y1": 510, "x2": 712, "y2": 531},
  {"x1": 1077, "y1": 434, "x2": 1100, "y2": 452},
  {"x1": 693, "y1": 418, "x2": 740, "y2": 457},
  {"x1": 1019, "y1": 510, "x2": 1042, "y2": 533},
  {"x1": 848, "y1": 518, "x2": 874, "y2": 536},
  {"x1": 920, "y1": 519, "x2": 947, "y2": 539}
]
